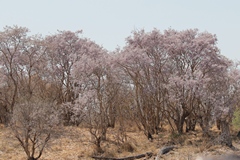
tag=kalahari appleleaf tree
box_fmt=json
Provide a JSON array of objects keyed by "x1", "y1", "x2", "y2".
[
  {"x1": 17, "y1": 35, "x2": 48, "y2": 101},
  {"x1": 117, "y1": 29, "x2": 170, "y2": 139},
  {"x1": 72, "y1": 39, "x2": 113, "y2": 151},
  {"x1": 0, "y1": 26, "x2": 29, "y2": 114},
  {"x1": 45, "y1": 30, "x2": 83, "y2": 104},
  {"x1": 164, "y1": 29, "x2": 229, "y2": 134},
  {"x1": 209, "y1": 63, "x2": 240, "y2": 147},
  {"x1": 118, "y1": 28, "x2": 240, "y2": 146},
  {"x1": 45, "y1": 31, "x2": 86, "y2": 125},
  {"x1": 11, "y1": 101, "x2": 59, "y2": 160},
  {"x1": 0, "y1": 26, "x2": 49, "y2": 124}
]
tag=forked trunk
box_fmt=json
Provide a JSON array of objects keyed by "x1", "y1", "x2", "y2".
[{"x1": 175, "y1": 117, "x2": 185, "y2": 134}]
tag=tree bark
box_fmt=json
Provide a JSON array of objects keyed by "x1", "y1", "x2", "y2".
[{"x1": 215, "y1": 120, "x2": 232, "y2": 147}]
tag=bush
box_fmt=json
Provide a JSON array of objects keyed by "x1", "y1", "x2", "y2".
[
  {"x1": 232, "y1": 109, "x2": 240, "y2": 130},
  {"x1": 120, "y1": 142, "x2": 134, "y2": 152},
  {"x1": 10, "y1": 102, "x2": 59, "y2": 160}
]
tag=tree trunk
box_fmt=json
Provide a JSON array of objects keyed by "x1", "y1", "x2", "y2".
[
  {"x1": 174, "y1": 106, "x2": 190, "y2": 134},
  {"x1": 174, "y1": 112, "x2": 188, "y2": 134},
  {"x1": 216, "y1": 119, "x2": 221, "y2": 130},
  {"x1": 95, "y1": 137, "x2": 104, "y2": 153},
  {"x1": 199, "y1": 117, "x2": 210, "y2": 137},
  {"x1": 175, "y1": 118, "x2": 185, "y2": 134},
  {"x1": 216, "y1": 120, "x2": 232, "y2": 147},
  {"x1": 107, "y1": 105, "x2": 115, "y2": 128},
  {"x1": 101, "y1": 128, "x2": 107, "y2": 141},
  {"x1": 185, "y1": 117, "x2": 197, "y2": 132},
  {"x1": 147, "y1": 131, "x2": 153, "y2": 141}
]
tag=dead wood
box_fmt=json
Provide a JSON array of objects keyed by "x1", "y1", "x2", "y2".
[{"x1": 92, "y1": 152, "x2": 153, "y2": 160}]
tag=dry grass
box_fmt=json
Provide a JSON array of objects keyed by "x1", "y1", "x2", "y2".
[{"x1": 0, "y1": 124, "x2": 240, "y2": 160}]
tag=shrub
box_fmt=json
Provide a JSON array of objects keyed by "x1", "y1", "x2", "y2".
[
  {"x1": 10, "y1": 102, "x2": 59, "y2": 160},
  {"x1": 120, "y1": 142, "x2": 134, "y2": 152},
  {"x1": 232, "y1": 109, "x2": 240, "y2": 130}
]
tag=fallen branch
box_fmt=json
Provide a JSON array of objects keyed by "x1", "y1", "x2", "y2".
[
  {"x1": 92, "y1": 152, "x2": 153, "y2": 160},
  {"x1": 160, "y1": 145, "x2": 176, "y2": 155}
]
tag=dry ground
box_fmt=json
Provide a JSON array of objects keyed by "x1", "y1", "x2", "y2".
[{"x1": 1, "y1": 124, "x2": 240, "y2": 160}]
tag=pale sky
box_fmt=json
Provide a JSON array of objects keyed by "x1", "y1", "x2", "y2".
[{"x1": 1, "y1": 0, "x2": 240, "y2": 60}]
